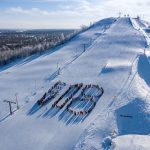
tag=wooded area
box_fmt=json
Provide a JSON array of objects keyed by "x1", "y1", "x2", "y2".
[{"x1": 0, "y1": 29, "x2": 76, "y2": 66}]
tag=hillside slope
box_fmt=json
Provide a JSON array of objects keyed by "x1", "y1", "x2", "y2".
[
  {"x1": 0, "y1": 17, "x2": 150, "y2": 150},
  {"x1": 75, "y1": 18, "x2": 150, "y2": 150}
]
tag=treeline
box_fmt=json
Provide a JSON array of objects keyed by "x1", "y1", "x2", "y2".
[
  {"x1": 0, "y1": 25, "x2": 91, "y2": 66},
  {"x1": 0, "y1": 30, "x2": 76, "y2": 66}
]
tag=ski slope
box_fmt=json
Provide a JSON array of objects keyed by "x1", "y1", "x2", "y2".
[
  {"x1": 75, "y1": 18, "x2": 150, "y2": 150},
  {"x1": 0, "y1": 17, "x2": 150, "y2": 150},
  {"x1": 111, "y1": 135, "x2": 150, "y2": 150}
]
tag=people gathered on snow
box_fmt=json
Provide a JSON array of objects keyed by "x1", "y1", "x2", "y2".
[{"x1": 37, "y1": 81, "x2": 104, "y2": 116}]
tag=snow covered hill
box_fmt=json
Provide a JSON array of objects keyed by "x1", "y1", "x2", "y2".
[
  {"x1": 0, "y1": 17, "x2": 150, "y2": 150},
  {"x1": 111, "y1": 135, "x2": 150, "y2": 150}
]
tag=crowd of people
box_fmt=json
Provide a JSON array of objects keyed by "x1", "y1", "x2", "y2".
[
  {"x1": 37, "y1": 81, "x2": 66, "y2": 105},
  {"x1": 37, "y1": 81, "x2": 104, "y2": 116},
  {"x1": 66, "y1": 84, "x2": 104, "y2": 116},
  {"x1": 67, "y1": 101, "x2": 96, "y2": 115},
  {"x1": 52, "y1": 83, "x2": 83, "y2": 109}
]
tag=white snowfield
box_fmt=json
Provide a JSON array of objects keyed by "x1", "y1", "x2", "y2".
[
  {"x1": 0, "y1": 17, "x2": 150, "y2": 150},
  {"x1": 111, "y1": 135, "x2": 150, "y2": 150}
]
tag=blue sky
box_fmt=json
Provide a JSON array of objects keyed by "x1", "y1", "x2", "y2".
[{"x1": 0, "y1": 0, "x2": 150, "y2": 29}]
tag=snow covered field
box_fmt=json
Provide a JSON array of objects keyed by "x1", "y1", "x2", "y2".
[
  {"x1": 111, "y1": 135, "x2": 150, "y2": 150},
  {"x1": 0, "y1": 17, "x2": 150, "y2": 150}
]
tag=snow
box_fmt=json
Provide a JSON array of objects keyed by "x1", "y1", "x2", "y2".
[
  {"x1": 111, "y1": 134, "x2": 150, "y2": 150},
  {"x1": 0, "y1": 17, "x2": 116, "y2": 116},
  {"x1": 0, "y1": 17, "x2": 150, "y2": 150},
  {"x1": 75, "y1": 18, "x2": 150, "y2": 150}
]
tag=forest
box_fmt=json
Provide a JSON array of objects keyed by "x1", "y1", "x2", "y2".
[{"x1": 0, "y1": 29, "x2": 77, "y2": 66}]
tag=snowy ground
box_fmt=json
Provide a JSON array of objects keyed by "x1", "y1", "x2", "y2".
[
  {"x1": 111, "y1": 135, "x2": 150, "y2": 150},
  {"x1": 75, "y1": 18, "x2": 150, "y2": 150},
  {"x1": 0, "y1": 17, "x2": 150, "y2": 150}
]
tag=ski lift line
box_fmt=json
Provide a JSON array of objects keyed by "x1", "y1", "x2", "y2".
[
  {"x1": 125, "y1": 56, "x2": 139, "y2": 101},
  {"x1": 117, "y1": 66, "x2": 138, "y2": 105},
  {"x1": 108, "y1": 54, "x2": 139, "y2": 109},
  {"x1": 115, "y1": 68, "x2": 138, "y2": 108},
  {"x1": 53, "y1": 39, "x2": 93, "y2": 79},
  {"x1": 47, "y1": 19, "x2": 117, "y2": 82},
  {"x1": 85, "y1": 51, "x2": 139, "y2": 121},
  {"x1": 118, "y1": 55, "x2": 139, "y2": 96},
  {"x1": 46, "y1": 49, "x2": 85, "y2": 82},
  {"x1": 124, "y1": 55, "x2": 139, "y2": 89}
]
